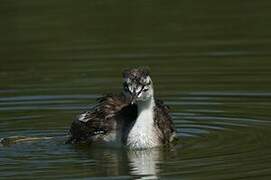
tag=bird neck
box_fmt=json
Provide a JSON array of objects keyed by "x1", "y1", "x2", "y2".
[
  {"x1": 136, "y1": 96, "x2": 155, "y2": 124},
  {"x1": 126, "y1": 96, "x2": 158, "y2": 149}
]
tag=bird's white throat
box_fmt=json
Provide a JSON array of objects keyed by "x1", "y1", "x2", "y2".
[{"x1": 127, "y1": 96, "x2": 159, "y2": 149}]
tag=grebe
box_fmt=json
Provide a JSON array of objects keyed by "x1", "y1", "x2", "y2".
[{"x1": 67, "y1": 68, "x2": 176, "y2": 149}]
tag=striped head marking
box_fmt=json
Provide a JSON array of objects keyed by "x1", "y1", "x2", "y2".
[{"x1": 122, "y1": 68, "x2": 153, "y2": 103}]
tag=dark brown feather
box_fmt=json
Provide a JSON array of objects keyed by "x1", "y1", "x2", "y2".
[
  {"x1": 66, "y1": 93, "x2": 136, "y2": 144},
  {"x1": 154, "y1": 99, "x2": 176, "y2": 144}
]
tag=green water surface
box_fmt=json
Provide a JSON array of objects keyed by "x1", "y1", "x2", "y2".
[{"x1": 1, "y1": 0, "x2": 271, "y2": 179}]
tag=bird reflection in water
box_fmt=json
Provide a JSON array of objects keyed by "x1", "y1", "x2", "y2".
[
  {"x1": 127, "y1": 148, "x2": 161, "y2": 179},
  {"x1": 74, "y1": 145, "x2": 164, "y2": 179}
]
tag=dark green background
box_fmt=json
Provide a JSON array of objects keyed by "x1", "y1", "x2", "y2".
[{"x1": 1, "y1": 0, "x2": 271, "y2": 179}]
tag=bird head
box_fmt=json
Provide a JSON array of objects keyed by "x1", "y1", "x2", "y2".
[{"x1": 122, "y1": 68, "x2": 154, "y2": 104}]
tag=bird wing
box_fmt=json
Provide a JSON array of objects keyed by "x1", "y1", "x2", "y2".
[
  {"x1": 67, "y1": 94, "x2": 131, "y2": 143},
  {"x1": 154, "y1": 99, "x2": 176, "y2": 144}
]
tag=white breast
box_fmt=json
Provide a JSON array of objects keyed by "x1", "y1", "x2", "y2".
[{"x1": 127, "y1": 102, "x2": 159, "y2": 149}]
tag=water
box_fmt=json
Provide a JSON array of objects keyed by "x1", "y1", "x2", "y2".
[{"x1": 1, "y1": 0, "x2": 271, "y2": 179}]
